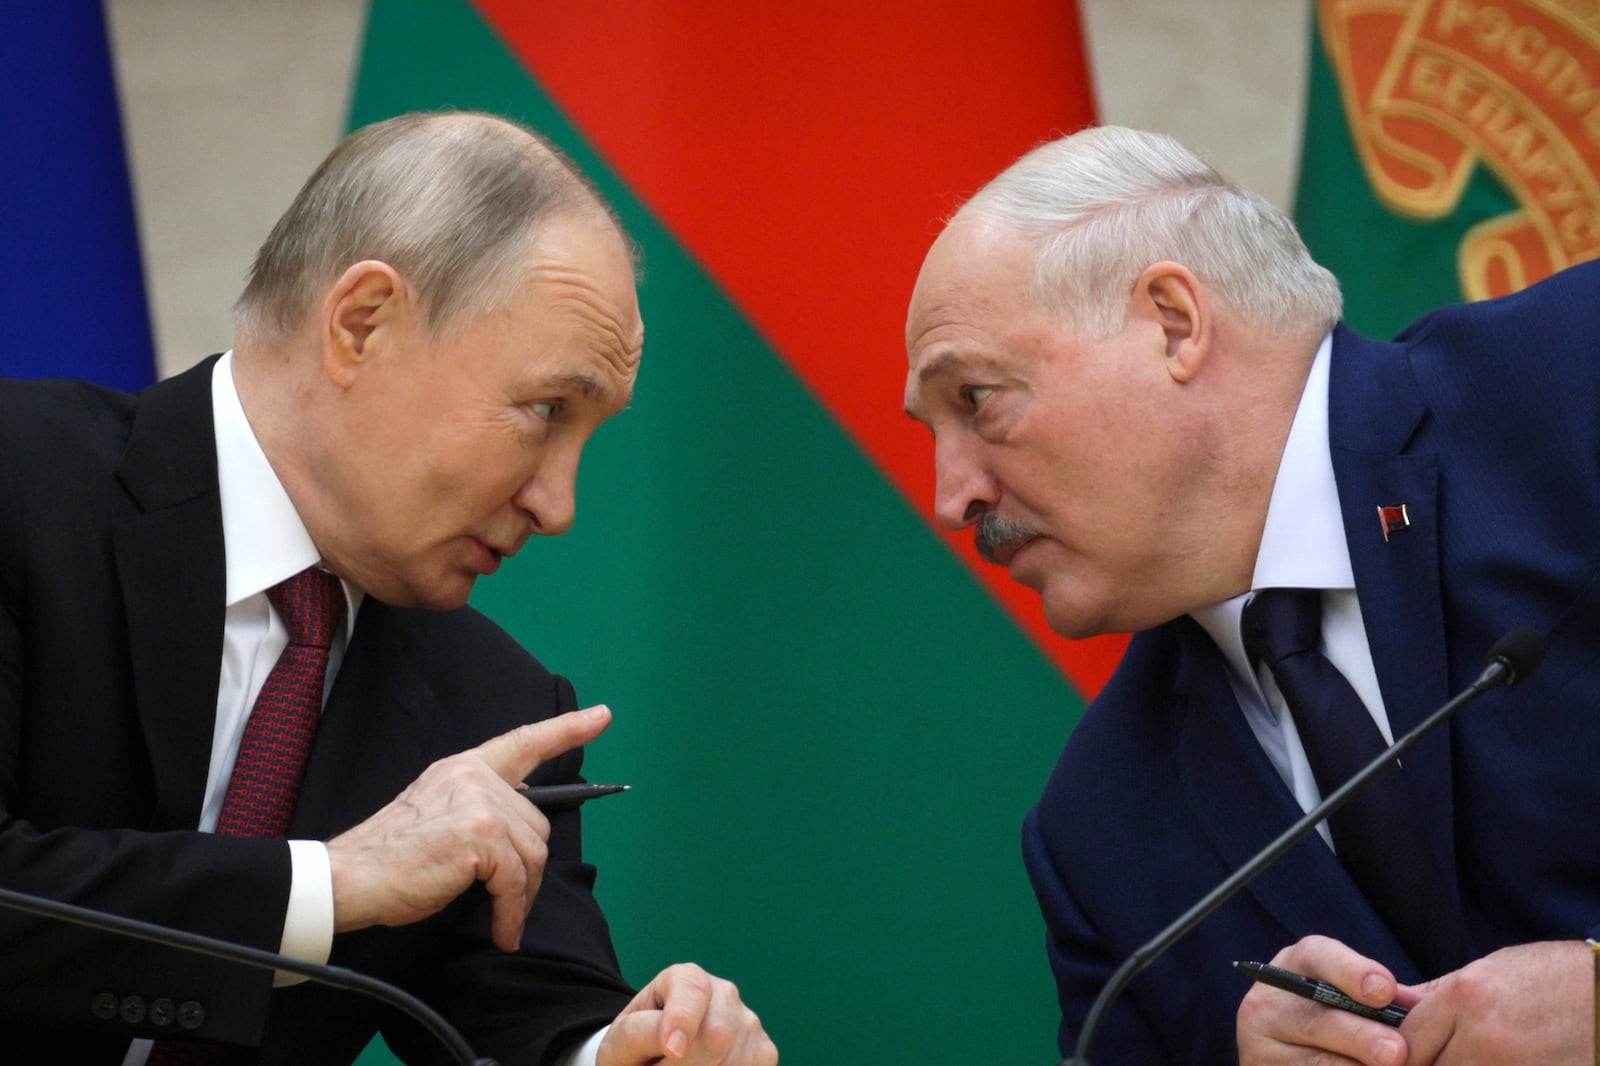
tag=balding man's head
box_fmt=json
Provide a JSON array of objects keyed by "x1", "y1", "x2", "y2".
[{"x1": 235, "y1": 111, "x2": 628, "y2": 344}]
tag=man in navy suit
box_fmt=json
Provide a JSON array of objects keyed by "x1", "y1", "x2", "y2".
[
  {"x1": 0, "y1": 112, "x2": 776, "y2": 1066},
  {"x1": 904, "y1": 125, "x2": 1598, "y2": 1065}
]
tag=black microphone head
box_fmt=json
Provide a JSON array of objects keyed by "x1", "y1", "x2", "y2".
[{"x1": 1486, "y1": 628, "x2": 1545, "y2": 686}]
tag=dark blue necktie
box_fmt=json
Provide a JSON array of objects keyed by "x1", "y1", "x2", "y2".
[{"x1": 1241, "y1": 588, "x2": 1471, "y2": 976}]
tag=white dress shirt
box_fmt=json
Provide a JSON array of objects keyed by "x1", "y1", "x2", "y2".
[
  {"x1": 127, "y1": 353, "x2": 606, "y2": 1065},
  {"x1": 1190, "y1": 333, "x2": 1394, "y2": 850}
]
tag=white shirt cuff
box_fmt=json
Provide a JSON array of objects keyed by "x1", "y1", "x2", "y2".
[
  {"x1": 275, "y1": 839, "x2": 334, "y2": 987},
  {"x1": 555, "y1": 1025, "x2": 609, "y2": 1066}
]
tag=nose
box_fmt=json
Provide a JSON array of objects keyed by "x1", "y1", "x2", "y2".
[
  {"x1": 513, "y1": 451, "x2": 579, "y2": 538},
  {"x1": 932, "y1": 435, "x2": 997, "y2": 531}
]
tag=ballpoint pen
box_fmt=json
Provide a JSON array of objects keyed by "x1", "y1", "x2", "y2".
[
  {"x1": 520, "y1": 783, "x2": 630, "y2": 813},
  {"x1": 1233, "y1": 960, "x2": 1410, "y2": 1027}
]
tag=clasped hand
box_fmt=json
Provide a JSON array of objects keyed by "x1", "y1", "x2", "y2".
[{"x1": 1237, "y1": 934, "x2": 1592, "y2": 1065}]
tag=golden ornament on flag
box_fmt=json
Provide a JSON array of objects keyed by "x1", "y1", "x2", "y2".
[{"x1": 1320, "y1": 0, "x2": 1600, "y2": 299}]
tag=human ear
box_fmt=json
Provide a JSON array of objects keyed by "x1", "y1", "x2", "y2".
[
  {"x1": 1134, "y1": 262, "x2": 1207, "y2": 383},
  {"x1": 321, "y1": 260, "x2": 407, "y2": 388}
]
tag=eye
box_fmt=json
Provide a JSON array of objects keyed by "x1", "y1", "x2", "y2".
[
  {"x1": 960, "y1": 385, "x2": 995, "y2": 410},
  {"x1": 528, "y1": 401, "x2": 560, "y2": 422}
]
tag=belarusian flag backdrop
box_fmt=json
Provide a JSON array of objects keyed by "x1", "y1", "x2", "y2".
[{"x1": 349, "y1": 2, "x2": 1102, "y2": 1064}]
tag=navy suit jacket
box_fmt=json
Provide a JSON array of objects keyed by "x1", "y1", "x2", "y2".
[
  {"x1": 0, "y1": 358, "x2": 633, "y2": 1064},
  {"x1": 1024, "y1": 260, "x2": 1600, "y2": 1063}
]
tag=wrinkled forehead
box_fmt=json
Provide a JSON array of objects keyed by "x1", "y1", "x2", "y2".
[
  {"x1": 906, "y1": 221, "x2": 1036, "y2": 346},
  {"x1": 528, "y1": 218, "x2": 644, "y2": 371}
]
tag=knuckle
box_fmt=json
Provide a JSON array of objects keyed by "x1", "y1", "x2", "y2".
[
  {"x1": 494, "y1": 859, "x2": 528, "y2": 895},
  {"x1": 1447, "y1": 967, "x2": 1491, "y2": 1011},
  {"x1": 464, "y1": 807, "x2": 502, "y2": 837},
  {"x1": 699, "y1": 1017, "x2": 737, "y2": 1053},
  {"x1": 1289, "y1": 933, "x2": 1333, "y2": 961},
  {"x1": 671, "y1": 961, "x2": 709, "y2": 988}
]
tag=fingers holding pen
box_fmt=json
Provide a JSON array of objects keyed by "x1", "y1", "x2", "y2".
[
  {"x1": 1237, "y1": 936, "x2": 1409, "y2": 1066},
  {"x1": 326, "y1": 705, "x2": 614, "y2": 949}
]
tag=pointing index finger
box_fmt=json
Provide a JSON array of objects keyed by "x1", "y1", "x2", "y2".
[{"x1": 476, "y1": 704, "x2": 612, "y2": 785}]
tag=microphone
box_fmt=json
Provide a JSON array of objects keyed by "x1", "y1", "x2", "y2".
[
  {"x1": 0, "y1": 882, "x2": 496, "y2": 1066},
  {"x1": 1061, "y1": 628, "x2": 1546, "y2": 1065}
]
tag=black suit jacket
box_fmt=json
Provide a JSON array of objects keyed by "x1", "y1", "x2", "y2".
[{"x1": 0, "y1": 358, "x2": 633, "y2": 1064}]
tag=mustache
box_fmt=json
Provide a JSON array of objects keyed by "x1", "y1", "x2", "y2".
[{"x1": 975, "y1": 514, "x2": 1041, "y2": 564}]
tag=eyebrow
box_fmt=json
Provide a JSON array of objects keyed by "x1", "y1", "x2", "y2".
[
  {"x1": 541, "y1": 372, "x2": 634, "y2": 411},
  {"x1": 916, "y1": 350, "x2": 1015, "y2": 385},
  {"x1": 903, "y1": 354, "x2": 959, "y2": 423},
  {"x1": 544, "y1": 373, "x2": 606, "y2": 399}
]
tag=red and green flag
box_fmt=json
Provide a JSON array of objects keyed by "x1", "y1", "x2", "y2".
[{"x1": 349, "y1": 2, "x2": 1100, "y2": 1063}]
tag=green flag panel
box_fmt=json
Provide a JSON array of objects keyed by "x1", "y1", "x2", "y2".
[{"x1": 351, "y1": 1, "x2": 1083, "y2": 1062}]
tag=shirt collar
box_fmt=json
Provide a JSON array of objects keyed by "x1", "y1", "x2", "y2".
[
  {"x1": 1250, "y1": 330, "x2": 1353, "y2": 593},
  {"x1": 212, "y1": 352, "x2": 360, "y2": 629},
  {"x1": 1190, "y1": 331, "x2": 1348, "y2": 702}
]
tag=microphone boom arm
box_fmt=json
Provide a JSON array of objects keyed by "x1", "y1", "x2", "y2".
[{"x1": 1064, "y1": 641, "x2": 1535, "y2": 1065}]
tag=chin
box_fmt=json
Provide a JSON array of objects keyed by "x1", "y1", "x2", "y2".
[
  {"x1": 373, "y1": 571, "x2": 476, "y2": 612},
  {"x1": 1042, "y1": 605, "x2": 1109, "y2": 640},
  {"x1": 1039, "y1": 581, "x2": 1118, "y2": 640},
  {"x1": 416, "y1": 581, "x2": 476, "y2": 612}
]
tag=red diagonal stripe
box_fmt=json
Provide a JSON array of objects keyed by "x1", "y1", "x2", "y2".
[{"x1": 475, "y1": 1, "x2": 1126, "y2": 695}]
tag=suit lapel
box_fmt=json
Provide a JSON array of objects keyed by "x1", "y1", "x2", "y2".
[
  {"x1": 1174, "y1": 619, "x2": 1419, "y2": 976},
  {"x1": 1326, "y1": 326, "x2": 1460, "y2": 895},
  {"x1": 112, "y1": 357, "x2": 228, "y2": 831}
]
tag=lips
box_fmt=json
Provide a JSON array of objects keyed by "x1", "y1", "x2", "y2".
[
  {"x1": 993, "y1": 536, "x2": 1039, "y2": 569},
  {"x1": 470, "y1": 538, "x2": 508, "y2": 574}
]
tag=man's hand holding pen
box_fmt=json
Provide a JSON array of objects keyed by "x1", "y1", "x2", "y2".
[
  {"x1": 325, "y1": 704, "x2": 778, "y2": 1064},
  {"x1": 1236, "y1": 935, "x2": 1592, "y2": 1066},
  {"x1": 326, "y1": 705, "x2": 617, "y2": 951},
  {"x1": 1236, "y1": 935, "x2": 1412, "y2": 1066}
]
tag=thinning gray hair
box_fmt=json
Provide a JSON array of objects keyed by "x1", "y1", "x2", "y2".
[
  {"x1": 235, "y1": 111, "x2": 624, "y2": 342},
  {"x1": 957, "y1": 125, "x2": 1342, "y2": 339}
]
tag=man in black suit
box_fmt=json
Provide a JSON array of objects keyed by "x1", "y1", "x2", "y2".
[{"x1": 0, "y1": 111, "x2": 776, "y2": 1066}]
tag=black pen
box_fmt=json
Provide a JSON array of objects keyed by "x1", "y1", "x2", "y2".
[
  {"x1": 520, "y1": 783, "x2": 630, "y2": 812},
  {"x1": 1233, "y1": 961, "x2": 1410, "y2": 1027}
]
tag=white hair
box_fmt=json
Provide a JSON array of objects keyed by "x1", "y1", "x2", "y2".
[
  {"x1": 958, "y1": 125, "x2": 1341, "y2": 339},
  {"x1": 235, "y1": 111, "x2": 626, "y2": 342}
]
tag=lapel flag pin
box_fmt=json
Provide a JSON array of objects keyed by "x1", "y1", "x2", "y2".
[{"x1": 1377, "y1": 504, "x2": 1410, "y2": 541}]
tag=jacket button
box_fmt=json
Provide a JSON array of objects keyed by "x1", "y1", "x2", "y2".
[
  {"x1": 149, "y1": 998, "x2": 176, "y2": 1027},
  {"x1": 119, "y1": 995, "x2": 147, "y2": 1024},
  {"x1": 91, "y1": 992, "x2": 118, "y2": 1021},
  {"x1": 178, "y1": 1000, "x2": 205, "y2": 1030}
]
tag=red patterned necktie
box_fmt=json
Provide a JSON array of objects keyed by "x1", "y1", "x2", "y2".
[
  {"x1": 215, "y1": 566, "x2": 345, "y2": 838},
  {"x1": 146, "y1": 566, "x2": 343, "y2": 1064}
]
